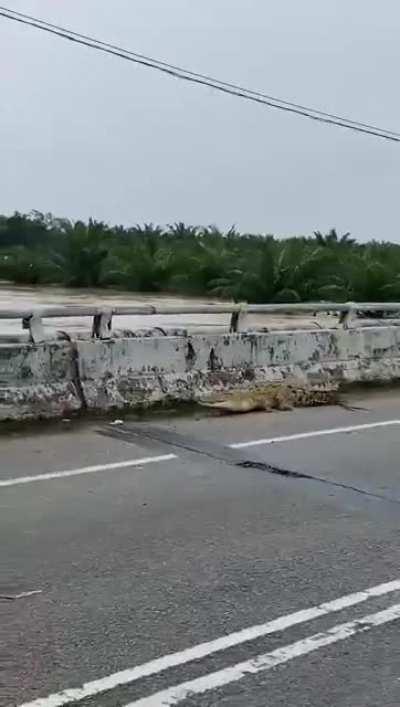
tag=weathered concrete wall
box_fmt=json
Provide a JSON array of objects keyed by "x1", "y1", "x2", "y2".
[
  {"x1": 2, "y1": 327, "x2": 400, "y2": 420},
  {"x1": 0, "y1": 342, "x2": 81, "y2": 421},
  {"x1": 76, "y1": 328, "x2": 400, "y2": 411}
]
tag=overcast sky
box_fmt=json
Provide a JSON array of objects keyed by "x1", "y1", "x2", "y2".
[{"x1": 1, "y1": 1, "x2": 399, "y2": 239}]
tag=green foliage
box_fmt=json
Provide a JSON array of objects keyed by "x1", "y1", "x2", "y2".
[
  {"x1": 1, "y1": 212, "x2": 400, "y2": 302},
  {"x1": 0, "y1": 247, "x2": 57, "y2": 285},
  {"x1": 49, "y1": 219, "x2": 111, "y2": 287}
]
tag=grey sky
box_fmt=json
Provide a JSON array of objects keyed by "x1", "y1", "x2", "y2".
[{"x1": 0, "y1": 0, "x2": 399, "y2": 240}]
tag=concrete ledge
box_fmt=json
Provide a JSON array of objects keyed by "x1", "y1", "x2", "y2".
[
  {"x1": 76, "y1": 328, "x2": 400, "y2": 412},
  {"x1": 1, "y1": 328, "x2": 400, "y2": 421}
]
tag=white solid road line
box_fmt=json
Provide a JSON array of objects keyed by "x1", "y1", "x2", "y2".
[
  {"x1": 18, "y1": 578, "x2": 400, "y2": 707},
  {"x1": 230, "y1": 419, "x2": 400, "y2": 449},
  {"x1": 125, "y1": 602, "x2": 400, "y2": 706},
  {"x1": 0, "y1": 454, "x2": 178, "y2": 488}
]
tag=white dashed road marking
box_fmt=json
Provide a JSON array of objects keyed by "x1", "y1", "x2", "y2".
[
  {"x1": 6, "y1": 420, "x2": 397, "y2": 488},
  {"x1": 0, "y1": 454, "x2": 177, "y2": 488},
  {"x1": 230, "y1": 419, "x2": 400, "y2": 449},
  {"x1": 18, "y1": 578, "x2": 400, "y2": 707}
]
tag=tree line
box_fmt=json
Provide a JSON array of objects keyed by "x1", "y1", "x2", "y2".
[{"x1": 1, "y1": 211, "x2": 400, "y2": 302}]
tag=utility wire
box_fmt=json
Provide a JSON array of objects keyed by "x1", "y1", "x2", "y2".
[
  {"x1": 1, "y1": 5, "x2": 399, "y2": 143},
  {"x1": 2, "y1": 4, "x2": 400, "y2": 139}
]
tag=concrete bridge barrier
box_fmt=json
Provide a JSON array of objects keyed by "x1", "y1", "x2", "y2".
[
  {"x1": 0, "y1": 341, "x2": 81, "y2": 421},
  {"x1": 1, "y1": 325, "x2": 400, "y2": 421}
]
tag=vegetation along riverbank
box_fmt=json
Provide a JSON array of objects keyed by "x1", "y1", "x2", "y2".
[{"x1": 1, "y1": 211, "x2": 400, "y2": 303}]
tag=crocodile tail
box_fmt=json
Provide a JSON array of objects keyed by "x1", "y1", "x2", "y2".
[{"x1": 199, "y1": 399, "x2": 254, "y2": 413}]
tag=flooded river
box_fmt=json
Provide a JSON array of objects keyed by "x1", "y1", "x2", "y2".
[{"x1": 0, "y1": 284, "x2": 330, "y2": 338}]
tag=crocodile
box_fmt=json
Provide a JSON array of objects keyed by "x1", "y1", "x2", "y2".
[{"x1": 199, "y1": 382, "x2": 339, "y2": 414}]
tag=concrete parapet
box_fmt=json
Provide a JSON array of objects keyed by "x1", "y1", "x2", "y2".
[{"x1": 1, "y1": 327, "x2": 400, "y2": 420}]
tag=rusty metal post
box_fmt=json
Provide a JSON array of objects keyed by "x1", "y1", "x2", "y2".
[
  {"x1": 229, "y1": 303, "x2": 249, "y2": 333},
  {"x1": 91, "y1": 309, "x2": 113, "y2": 339}
]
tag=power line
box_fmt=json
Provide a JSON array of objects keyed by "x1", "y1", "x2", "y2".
[
  {"x1": 1, "y1": 5, "x2": 399, "y2": 143},
  {"x1": 2, "y1": 4, "x2": 400, "y2": 139}
]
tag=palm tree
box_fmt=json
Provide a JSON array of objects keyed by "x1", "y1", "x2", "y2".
[
  {"x1": 167, "y1": 222, "x2": 199, "y2": 239},
  {"x1": 208, "y1": 240, "x2": 327, "y2": 303},
  {"x1": 102, "y1": 238, "x2": 175, "y2": 292},
  {"x1": 49, "y1": 219, "x2": 110, "y2": 287},
  {"x1": 314, "y1": 229, "x2": 356, "y2": 247}
]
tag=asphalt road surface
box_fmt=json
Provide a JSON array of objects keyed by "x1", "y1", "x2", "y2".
[{"x1": 3, "y1": 389, "x2": 400, "y2": 707}]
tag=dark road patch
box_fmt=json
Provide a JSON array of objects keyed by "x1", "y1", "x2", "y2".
[{"x1": 99, "y1": 423, "x2": 400, "y2": 506}]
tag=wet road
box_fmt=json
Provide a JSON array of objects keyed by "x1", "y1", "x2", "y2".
[{"x1": 3, "y1": 389, "x2": 400, "y2": 706}]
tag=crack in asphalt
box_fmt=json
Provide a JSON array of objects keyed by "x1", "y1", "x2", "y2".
[
  {"x1": 236, "y1": 459, "x2": 400, "y2": 504},
  {"x1": 99, "y1": 424, "x2": 400, "y2": 507}
]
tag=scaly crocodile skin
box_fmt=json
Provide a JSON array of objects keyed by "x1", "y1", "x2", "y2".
[{"x1": 199, "y1": 383, "x2": 339, "y2": 413}]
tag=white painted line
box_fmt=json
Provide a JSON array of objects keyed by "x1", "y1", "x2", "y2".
[
  {"x1": 125, "y1": 601, "x2": 400, "y2": 706},
  {"x1": 17, "y1": 578, "x2": 400, "y2": 707},
  {"x1": 0, "y1": 454, "x2": 178, "y2": 488},
  {"x1": 230, "y1": 419, "x2": 400, "y2": 449}
]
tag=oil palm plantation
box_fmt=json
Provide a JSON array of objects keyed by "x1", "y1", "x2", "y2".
[{"x1": 0, "y1": 212, "x2": 400, "y2": 304}]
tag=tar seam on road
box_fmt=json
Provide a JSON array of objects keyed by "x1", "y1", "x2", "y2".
[
  {"x1": 17, "y1": 579, "x2": 400, "y2": 707},
  {"x1": 101, "y1": 423, "x2": 400, "y2": 505},
  {"x1": 235, "y1": 459, "x2": 400, "y2": 504}
]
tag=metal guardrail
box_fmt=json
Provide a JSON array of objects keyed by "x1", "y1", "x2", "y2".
[
  {"x1": 0, "y1": 302, "x2": 399, "y2": 343},
  {"x1": 1, "y1": 301, "x2": 400, "y2": 319}
]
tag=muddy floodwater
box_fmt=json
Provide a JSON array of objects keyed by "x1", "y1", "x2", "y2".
[{"x1": 0, "y1": 283, "x2": 334, "y2": 338}]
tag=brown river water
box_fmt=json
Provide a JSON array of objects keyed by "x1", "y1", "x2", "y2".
[{"x1": 0, "y1": 284, "x2": 332, "y2": 338}]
